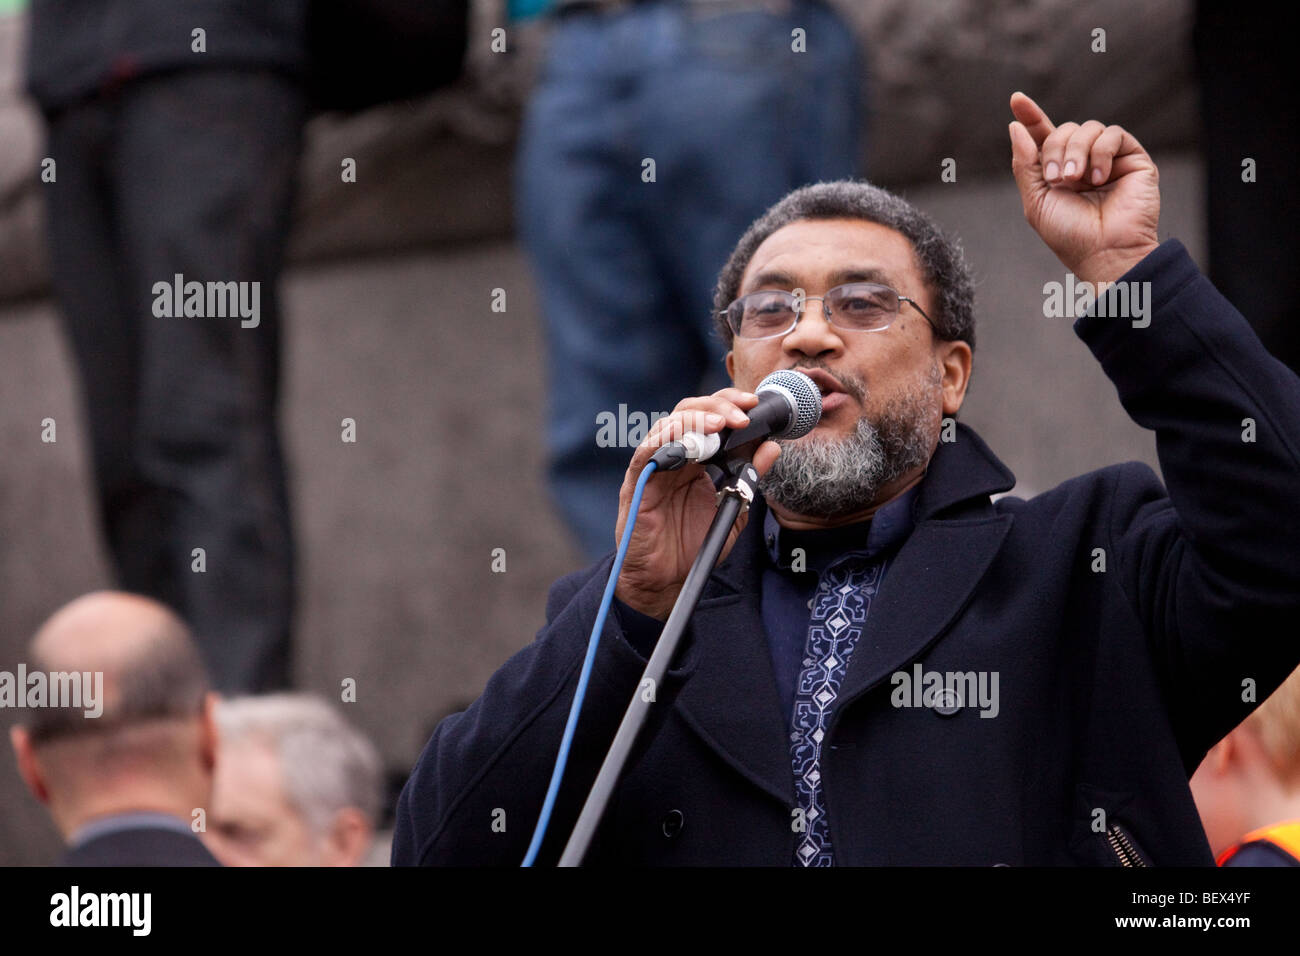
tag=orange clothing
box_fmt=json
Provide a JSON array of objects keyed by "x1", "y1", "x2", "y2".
[{"x1": 1217, "y1": 820, "x2": 1300, "y2": 866}]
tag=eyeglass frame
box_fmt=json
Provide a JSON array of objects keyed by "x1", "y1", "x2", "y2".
[{"x1": 719, "y1": 281, "x2": 939, "y2": 341}]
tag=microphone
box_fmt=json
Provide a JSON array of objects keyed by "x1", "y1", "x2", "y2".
[{"x1": 650, "y1": 369, "x2": 822, "y2": 471}]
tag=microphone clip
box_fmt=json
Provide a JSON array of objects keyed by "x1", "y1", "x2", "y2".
[{"x1": 707, "y1": 460, "x2": 760, "y2": 514}]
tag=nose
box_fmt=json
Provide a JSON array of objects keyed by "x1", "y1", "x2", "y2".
[{"x1": 781, "y1": 294, "x2": 844, "y2": 359}]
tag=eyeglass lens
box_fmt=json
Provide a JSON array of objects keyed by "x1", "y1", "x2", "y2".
[{"x1": 731, "y1": 283, "x2": 902, "y2": 338}]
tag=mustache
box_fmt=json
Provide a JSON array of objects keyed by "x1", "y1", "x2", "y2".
[{"x1": 786, "y1": 361, "x2": 867, "y2": 403}]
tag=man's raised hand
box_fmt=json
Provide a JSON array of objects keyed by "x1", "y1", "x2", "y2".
[{"x1": 1009, "y1": 92, "x2": 1161, "y2": 286}]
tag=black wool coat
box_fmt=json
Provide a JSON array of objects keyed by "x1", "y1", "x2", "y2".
[{"x1": 393, "y1": 241, "x2": 1300, "y2": 866}]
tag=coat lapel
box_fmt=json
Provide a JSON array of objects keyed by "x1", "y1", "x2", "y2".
[
  {"x1": 835, "y1": 423, "x2": 1017, "y2": 711},
  {"x1": 833, "y1": 514, "x2": 1013, "y2": 712},
  {"x1": 673, "y1": 510, "x2": 795, "y2": 807},
  {"x1": 670, "y1": 422, "x2": 1017, "y2": 807}
]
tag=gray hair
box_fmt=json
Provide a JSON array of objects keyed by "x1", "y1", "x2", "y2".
[
  {"x1": 759, "y1": 361, "x2": 941, "y2": 518},
  {"x1": 712, "y1": 180, "x2": 976, "y2": 352},
  {"x1": 216, "y1": 693, "x2": 383, "y2": 835}
]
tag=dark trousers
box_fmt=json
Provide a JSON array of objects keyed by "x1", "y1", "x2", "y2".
[
  {"x1": 41, "y1": 68, "x2": 305, "y2": 692},
  {"x1": 1194, "y1": 4, "x2": 1300, "y2": 374}
]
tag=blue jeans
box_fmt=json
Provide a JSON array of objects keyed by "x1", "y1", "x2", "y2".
[{"x1": 517, "y1": 0, "x2": 861, "y2": 561}]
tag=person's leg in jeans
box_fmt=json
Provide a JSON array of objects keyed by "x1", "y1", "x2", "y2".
[
  {"x1": 646, "y1": 0, "x2": 861, "y2": 373},
  {"x1": 108, "y1": 68, "x2": 304, "y2": 691},
  {"x1": 518, "y1": 1, "x2": 860, "y2": 563},
  {"x1": 518, "y1": 11, "x2": 708, "y2": 561}
]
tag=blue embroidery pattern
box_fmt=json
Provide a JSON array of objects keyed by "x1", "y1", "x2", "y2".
[{"x1": 791, "y1": 558, "x2": 885, "y2": 866}]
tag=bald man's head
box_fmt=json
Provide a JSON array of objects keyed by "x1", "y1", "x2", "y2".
[
  {"x1": 25, "y1": 590, "x2": 209, "y2": 742},
  {"x1": 10, "y1": 591, "x2": 216, "y2": 839}
]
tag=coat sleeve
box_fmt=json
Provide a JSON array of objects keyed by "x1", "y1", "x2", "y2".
[
  {"x1": 390, "y1": 552, "x2": 681, "y2": 866},
  {"x1": 1074, "y1": 239, "x2": 1300, "y2": 771}
]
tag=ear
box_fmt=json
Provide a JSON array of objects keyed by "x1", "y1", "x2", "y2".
[
  {"x1": 1230, "y1": 720, "x2": 1276, "y2": 771},
  {"x1": 321, "y1": 807, "x2": 373, "y2": 867},
  {"x1": 198, "y1": 692, "x2": 220, "y2": 774},
  {"x1": 725, "y1": 349, "x2": 735, "y2": 382},
  {"x1": 1203, "y1": 737, "x2": 1233, "y2": 775},
  {"x1": 936, "y1": 339, "x2": 973, "y2": 416},
  {"x1": 10, "y1": 726, "x2": 50, "y2": 804}
]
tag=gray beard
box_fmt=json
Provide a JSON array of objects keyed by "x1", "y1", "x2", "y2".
[{"x1": 759, "y1": 373, "x2": 939, "y2": 519}]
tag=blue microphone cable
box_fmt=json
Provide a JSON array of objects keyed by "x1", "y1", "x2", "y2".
[{"x1": 521, "y1": 458, "x2": 658, "y2": 866}]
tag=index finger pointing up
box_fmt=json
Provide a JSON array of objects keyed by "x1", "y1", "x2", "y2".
[{"x1": 1010, "y1": 91, "x2": 1055, "y2": 148}]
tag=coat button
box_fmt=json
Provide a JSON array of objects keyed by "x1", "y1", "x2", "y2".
[
  {"x1": 661, "y1": 809, "x2": 684, "y2": 838},
  {"x1": 932, "y1": 688, "x2": 962, "y2": 716}
]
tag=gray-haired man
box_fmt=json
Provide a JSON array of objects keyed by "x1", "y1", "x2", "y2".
[{"x1": 206, "y1": 693, "x2": 382, "y2": 867}]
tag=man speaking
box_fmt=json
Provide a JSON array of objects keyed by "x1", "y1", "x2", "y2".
[{"x1": 392, "y1": 94, "x2": 1300, "y2": 866}]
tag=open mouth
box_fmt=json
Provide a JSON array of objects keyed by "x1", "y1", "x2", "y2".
[{"x1": 796, "y1": 368, "x2": 849, "y2": 403}]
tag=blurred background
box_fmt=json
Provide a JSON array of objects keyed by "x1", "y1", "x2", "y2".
[{"x1": 0, "y1": 0, "x2": 1215, "y2": 864}]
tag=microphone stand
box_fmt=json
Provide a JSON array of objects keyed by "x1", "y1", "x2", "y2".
[{"x1": 556, "y1": 456, "x2": 761, "y2": 866}]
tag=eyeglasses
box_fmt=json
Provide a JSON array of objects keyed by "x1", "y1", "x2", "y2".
[{"x1": 721, "y1": 282, "x2": 937, "y2": 340}]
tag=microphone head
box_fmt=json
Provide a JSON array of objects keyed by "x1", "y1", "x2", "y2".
[{"x1": 756, "y1": 369, "x2": 822, "y2": 439}]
